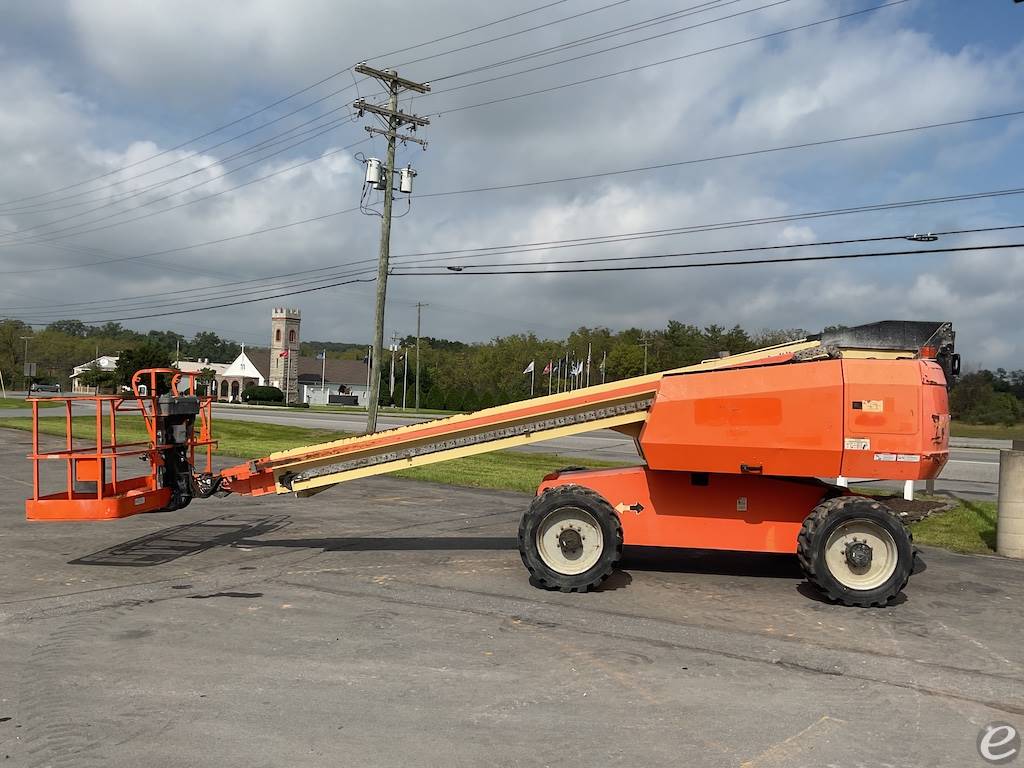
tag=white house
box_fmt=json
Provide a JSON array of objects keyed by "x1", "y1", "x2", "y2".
[
  {"x1": 70, "y1": 347, "x2": 266, "y2": 400},
  {"x1": 69, "y1": 355, "x2": 119, "y2": 394}
]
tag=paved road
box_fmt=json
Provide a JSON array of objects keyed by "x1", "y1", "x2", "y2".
[{"x1": 1, "y1": 432, "x2": 1021, "y2": 767}]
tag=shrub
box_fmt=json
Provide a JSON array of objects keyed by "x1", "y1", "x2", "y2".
[{"x1": 242, "y1": 385, "x2": 284, "y2": 403}]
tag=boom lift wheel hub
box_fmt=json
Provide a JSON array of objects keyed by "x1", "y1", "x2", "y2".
[
  {"x1": 536, "y1": 507, "x2": 603, "y2": 576},
  {"x1": 825, "y1": 520, "x2": 897, "y2": 591}
]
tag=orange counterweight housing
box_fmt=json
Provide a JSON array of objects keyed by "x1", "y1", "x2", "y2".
[{"x1": 638, "y1": 357, "x2": 948, "y2": 481}]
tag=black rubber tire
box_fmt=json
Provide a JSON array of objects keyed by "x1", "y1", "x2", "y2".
[
  {"x1": 518, "y1": 484, "x2": 623, "y2": 593},
  {"x1": 163, "y1": 492, "x2": 192, "y2": 512},
  {"x1": 797, "y1": 495, "x2": 913, "y2": 607}
]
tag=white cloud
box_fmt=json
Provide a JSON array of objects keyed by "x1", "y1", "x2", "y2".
[{"x1": 0, "y1": 2, "x2": 1022, "y2": 369}]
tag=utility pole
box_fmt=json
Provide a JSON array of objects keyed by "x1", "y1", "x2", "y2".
[
  {"x1": 639, "y1": 334, "x2": 652, "y2": 375},
  {"x1": 355, "y1": 64, "x2": 431, "y2": 433},
  {"x1": 415, "y1": 302, "x2": 428, "y2": 411}
]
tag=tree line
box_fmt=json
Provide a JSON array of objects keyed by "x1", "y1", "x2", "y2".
[{"x1": 2, "y1": 317, "x2": 1020, "y2": 425}]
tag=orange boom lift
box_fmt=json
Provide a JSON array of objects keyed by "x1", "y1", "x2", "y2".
[{"x1": 24, "y1": 321, "x2": 958, "y2": 606}]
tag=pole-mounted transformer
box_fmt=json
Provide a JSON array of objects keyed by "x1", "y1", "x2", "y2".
[
  {"x1": 364, "y1": 158, "x2": 382, "y2": 186},
  {"x1": 400, "y1": 165, "x2": 416, "y2": 194}
]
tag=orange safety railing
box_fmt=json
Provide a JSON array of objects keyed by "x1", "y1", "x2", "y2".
[{"x1": 25, "y1": 369, "x2": 216, "y2": 521}]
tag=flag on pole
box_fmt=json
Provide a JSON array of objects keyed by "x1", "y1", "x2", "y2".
[
  {"x1": 316, "y1": 350, "x2": 326, "y2": 360},
  {"x1": 278, "y1": 349, "x2": 289, "y2": 357},
  {"x1": 543, "y1": 361, "x2": 553, "y2": 375},
  {"x1": 572, "y1": 360, "x2": 584, "y2": 376},
  {"x1": 524, "y1": 360, "x2": 535, "y2": 396}
]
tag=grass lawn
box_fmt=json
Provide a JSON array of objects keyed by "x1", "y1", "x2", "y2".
[
  {"x1": 0, "y1": 398, "x2": 60, "y2": 409},
  {"x1": 394, "y1": 452, "x2": 629, "y2": 494},
  {"x1": 0, "y1": 416, "x2": 350, "y2": 460},
  {"x1": 909, "y1": 499, "x2": 998, "y2": 554},
  {"x1": 950, "y1": 421, "x2": 1024, "y2": 440}
]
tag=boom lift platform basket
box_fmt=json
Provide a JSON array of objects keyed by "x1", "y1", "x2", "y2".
[
  {"x1": 26, "y1": 369, "x2": 215, "y2": 521},
  {"x1": 24, "y1": 321, "x2": 958, "y2": 606}
]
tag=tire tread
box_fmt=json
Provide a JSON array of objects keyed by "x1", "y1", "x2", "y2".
[
  {"x1": 518, "y1": 484, "x2": 623, "y2": 593},
  {"x1": 797, "y1": 495, "x2": 912, "y2": 608}
]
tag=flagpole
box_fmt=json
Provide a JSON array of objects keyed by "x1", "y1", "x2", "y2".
[
  {"x1": 601, "y1": 350, "x2": 607, "y2": 383},
  {"x1": 403, "y1": 352, "x2": 408, "y2": 409},
  {"x1": 321, "y1": 349, "x2": 326, "y2": 397},
  {"x1": 531, "y1": 365, "x2": 535, "y2": 397},
  {"x1": 547, "y1": 360, "x2": 552, "y2": 395}
]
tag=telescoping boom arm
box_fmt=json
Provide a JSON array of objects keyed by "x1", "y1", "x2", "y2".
[{"x1": 215, "y1": 320, "x2": 957, "y2": 499}]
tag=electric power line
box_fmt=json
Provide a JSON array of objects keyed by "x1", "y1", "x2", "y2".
[
  {"x1": 430, "y1": 0, "x2": 910, "y2": 116},
  {"x1": 17, "y1": 94, "x2": 975, "y2": 252},
  {"x1": 0, "y1": 100, "x2": 357, "y2": 217},
  {"x1": 7, "y1": 268, "x2": 380, "y2": 324},
  {"x1": 0, "y1": 114, "x2": 359, "y2": 240},
  {"x1": 367, "y1": 0, "x2": 575, "y2": 63},
  {"x1": 414, "y1": 109, "x2": 1024, "y2": 198},
  {"x1": 0, "y1": 135, "x2": 370, "y2": 248},
  {"x1": 15, "y1": 240, "x2": 1023, "y2": 326},
  {"x1": 3, "y1": 182, "x2": 1023, "y2": 277},
  {"x1": 394, "y1": 0, "x2": 641, "y2": 72},
  {"x1": 397, "y1": 223, "x2": 1024, "y2": 270},
  {"x1": 7, "y1": 223, "x2": 1024, "y2": 319},
  {"x1": 428, "y1": 0, "x2": 795, "y2": 92},
  {"x1": 393, "y1": 241, "x2": 1024, "y2": 276},
  {"x1": 1, "y1": 0, "x2": 577, "y2": 208}
]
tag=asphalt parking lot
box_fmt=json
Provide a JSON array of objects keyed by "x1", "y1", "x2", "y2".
[{"x1": 1, "y1": 429, "x2": 1022, "y2": 767}]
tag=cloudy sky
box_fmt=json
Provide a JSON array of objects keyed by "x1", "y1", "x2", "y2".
[{"x1": 1, "y1": 0, "x2": 1022, "y2": 366}]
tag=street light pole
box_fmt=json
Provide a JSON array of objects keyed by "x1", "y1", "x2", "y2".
[
  {"x1": 20, "y1": 336, "x2": 31, "y2": 390},
  {"x1": 415, "y1": 301, "x2": 427, "y2": 411},
  {"x1": 403, "y1": 350, "x2": 408, "y2": 410}
]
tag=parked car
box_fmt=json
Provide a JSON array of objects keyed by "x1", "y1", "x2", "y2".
[{"x1": 27, "y1": 383, "x2": 62, "y2": 398}]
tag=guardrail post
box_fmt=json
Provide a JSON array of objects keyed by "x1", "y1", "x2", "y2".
[{"x1": 997, "y1": 449, "x2": 1024, "y2": 559}]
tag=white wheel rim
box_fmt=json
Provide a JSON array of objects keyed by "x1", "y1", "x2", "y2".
[
  {"x1": 535, "y1": 507, "x2": 604, "y2": 576},
  {"x1": 823, "y1": 519, "x2": 898, "y2": 591}
]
